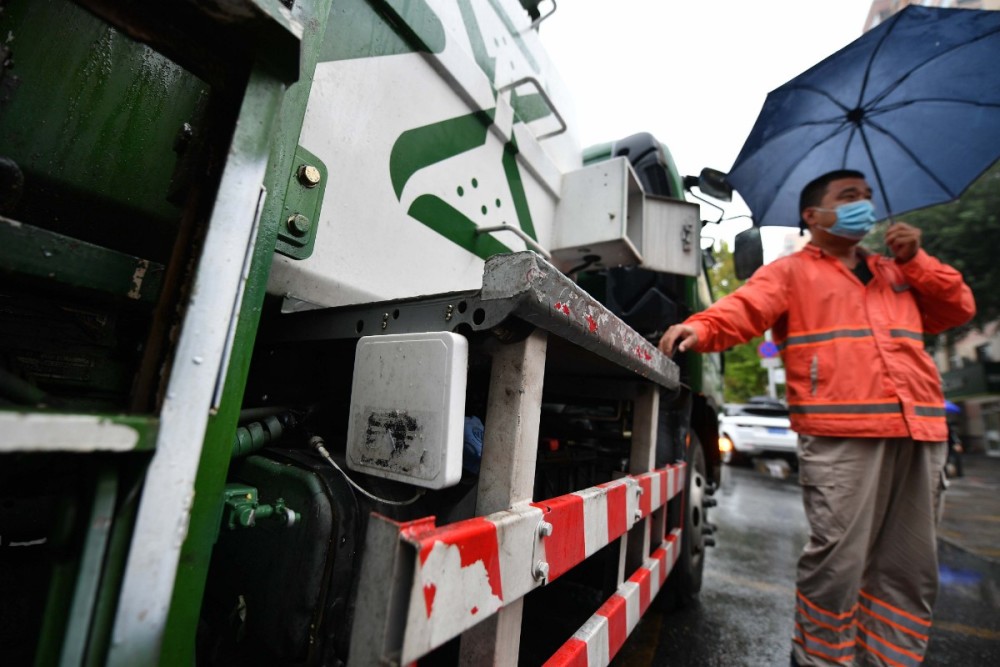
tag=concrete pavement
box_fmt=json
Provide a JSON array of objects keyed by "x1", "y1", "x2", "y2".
[{"x1": 939, "y1": 453, "x2": 1000, "y2": 562}]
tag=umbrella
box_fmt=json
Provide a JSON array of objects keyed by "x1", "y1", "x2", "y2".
[
  {"x1": 728, "y1": 5, "x2": 1000, "y2": 228},
  {"x1": 945, "y1": 400, "x2": 961, "y2": 414}
]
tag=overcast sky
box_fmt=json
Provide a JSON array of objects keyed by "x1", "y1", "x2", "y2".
[{"x1": 540, "y1": 0, "x2": 875, "y2": 258}]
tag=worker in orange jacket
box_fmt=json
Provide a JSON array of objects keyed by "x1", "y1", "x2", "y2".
[{"x1": 659, "y1": 169, "x2": 975, "y2": 667}]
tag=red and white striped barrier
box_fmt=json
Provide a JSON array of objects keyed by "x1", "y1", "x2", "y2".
[
  {"x1": 380, "y1": 463, "x2": 685, "y2": 662},
  {"x1": 543, "y1": 529, "x2": 682, "y2": 667}
]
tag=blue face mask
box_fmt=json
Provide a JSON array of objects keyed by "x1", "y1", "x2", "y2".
[{"x1": 815, "y1": 200, "x2": 877, "y2": 239}]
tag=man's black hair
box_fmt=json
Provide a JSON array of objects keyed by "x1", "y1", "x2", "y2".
[{"x1": 798, "y1": 169, "x2": 867, "y2": 234}]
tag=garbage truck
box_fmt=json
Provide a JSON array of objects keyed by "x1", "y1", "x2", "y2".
[{"x1": 0, "y1": 1, "x2": 730, "y2": 664}]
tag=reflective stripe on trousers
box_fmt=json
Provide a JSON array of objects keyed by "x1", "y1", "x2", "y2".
[{"x1": 792, "y1": 435, "x2": 947, "y2": 667}]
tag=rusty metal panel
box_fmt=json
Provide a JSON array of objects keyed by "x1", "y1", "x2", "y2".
[
  {"x1": 272, "y1": 252, "x2": 681, "y2": 391},
  {"x1": 481, "y1": 252, "x2": 680, "y2": 389}
]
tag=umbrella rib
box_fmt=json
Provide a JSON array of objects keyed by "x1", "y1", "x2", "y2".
[
  {"x1": 755, "y1": 125, "x2": 853, "y2": 223},
  {"x1": 855, "y1": 9, "x2": 907, "y2": 110},
  {"x1": 868, "y1": 98, "x2": 1000, "y2": 116},
  {"x1": 864, "y1": 23, "x2": 1000, "y2": 110},
  {"x1": 855, "y1": 124, "x2": 896, "y2": 215},
  {"x1": 782, "y1": 83, "x2": 851, "y2": 113},
  {"x1": 732, "y1": 102, "x2": 851, "y2": 167},
  {"x1": 860, "y1": 119, "x2": 958, "y2": 205},
  {"x1": 740, "y1": 10, "x2": 1000, "y2": 227}
]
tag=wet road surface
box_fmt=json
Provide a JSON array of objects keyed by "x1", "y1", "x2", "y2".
[{"x1": 612, "y1": 462, "x2": 1000, "y2": 666}]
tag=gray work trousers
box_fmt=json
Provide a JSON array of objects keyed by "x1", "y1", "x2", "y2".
[{"x1": 792, "y1": 435, "x2": 948, "y2": 667}]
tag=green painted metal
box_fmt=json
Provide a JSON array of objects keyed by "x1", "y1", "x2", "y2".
[
  {"x1": 380, "y1": 0, "x2": 448, "y2": 53},
  {"x1": 0, "y1": 216, "x2": 164, "y2": 304},
  {"x1": 0, "y1": 366, "x2": 47, "y2": 405},
  {"x1": 0, "y1": 0, "x2": 205, "y2": 232},
  {"x1": 501, "y1": 138, "x2": 536, "y2": 238},
  {"x1": 390, "y1": 110, "x2": 496, "y2": 199},
  {"x1": 320, "y1": 0, "x2": 443, "y2": 61},
  {"x1": 458, "y1": 0, "x2": 497, "y2": 83},
  {"x1": 232, "y1": 415, "x2": 284, "y2": 458},
  {"x1": 388, "y1": 108, "x2": 539, "y2": 255},
  {"x1": 223, "y1": 484, "x2": 260, "y2": 530},
  {"x1": 104, "y1": 415, "x2": 159, "y2": 451},
  {"x1": 159, "y1": 1, "x2": 335, "y2": 662},
  {"x1": 408, "y1": 193, "x2": 513, "y2": 259},
  {"x1": 510, "y1": 92, "x2": 554, "y2": 123},
  {"x1": 127, "y1": 70, "x2": 283, "y2": 667},
  {"x1": 274, "y1": 146, "x2": 328, "y2": 259},
  {"x1": 222, "y1": 484, "x2": 300, "y2": 530},
  {"x1": 83, "y1": 467, "x2": 143, "y2": 667},
  {"x1": 0, "y1": 0, "x2": 313, "y2": 660},
  {"x1": 28, "y1": 464, "x2": 138, "y2": 667},
  {"x1": 483, "y1": 0, "x2": 541, "y2": 72},
  {"x1": 34, "y1": 559, "x2": 78, "y2": 667},
  {"x1": 582, "y1": 141, "x2": 615, "y2": 166},
  {"x1": 58, "y1": 468, "x2": 118, "y2": 667}
]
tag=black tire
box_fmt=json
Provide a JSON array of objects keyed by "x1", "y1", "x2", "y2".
[{"x1": 659, "y1": 436, "x2": 709, "y2": 609}]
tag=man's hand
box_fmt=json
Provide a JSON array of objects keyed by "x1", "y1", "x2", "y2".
[
  {"x1": 658, "y1": 324, "x2": 699, "y2": 356},
  {"x1": 885, "y1": 221, "x2": 921, "y2": 263}
]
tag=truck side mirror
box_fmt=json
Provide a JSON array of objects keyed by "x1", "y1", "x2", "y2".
[
  {"x1": 733, "y1": 227, "x2": 764, "y2": 279},
  {"x1": 682, "y1": 168, "x2": 732, "y2": 202},
  {"x1": 697, "y1": 168, "x2": 732, "y2": 202}
]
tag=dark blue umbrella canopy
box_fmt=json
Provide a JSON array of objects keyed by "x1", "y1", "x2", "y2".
[{"x1": 728, "y1": 6, "x2": 1000, "y2": 227}]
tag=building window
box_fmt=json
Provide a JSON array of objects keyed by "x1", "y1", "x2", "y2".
[{"x1": 977, "y1": 343, "x2": 993, "y2": 363}]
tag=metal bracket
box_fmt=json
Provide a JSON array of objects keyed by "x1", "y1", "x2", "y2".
[
  {"x1": 275, "y1": 145, "x2": 327, "y2": 260},
  {"x1": 497, "y1": 76, "x2": 567, "y2": 140},
  {"x1": 529, "y1": 0, "x2": 558, "y2": 30},
  {"x1": 475, "y1": 224, "x2": 551, "y2": 259}
]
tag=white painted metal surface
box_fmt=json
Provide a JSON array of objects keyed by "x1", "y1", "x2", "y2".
[
  {"x1": 268, "y1": 0, "x2": 578, "y2": 308},
  {"x1": 106, "y1": 71, "x2": 283, "y2": 666},
  {"x1": 640, "y1": 195, "x2": 702, "y2": 277},
  {"x1": 544, "y1": 530, "x2": 683, "y2": 667},
  {"x1": 551, "y1": 157, "x2": 644, "y2": 271},
  {"x1": 551, "y1": 159, "x2": 703, "y2": 276},
  {"x1": 459, "y1": 330, "x2": 548, "y2": 666},
  {"x1": 346, "y1": 332, "x2": 468, "y2": 489},
  {"x1": 349, "y1": 464, "x2": 685, "y2": 665},
  {"x1": 0, "y1": 413, "x2": 140, "y2": 452}
]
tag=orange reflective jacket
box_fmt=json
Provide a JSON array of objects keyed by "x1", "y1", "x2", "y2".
[{"x1": 687, "y1": 245, "x2": 975, "y2": 441}]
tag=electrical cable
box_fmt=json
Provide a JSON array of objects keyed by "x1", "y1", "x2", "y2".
[{"x1": 309, "y1": 436, "x2": 424, "y2": 506}]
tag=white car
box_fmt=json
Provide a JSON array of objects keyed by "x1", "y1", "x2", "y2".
[{"x1": 718, "y1": 397, "x2": 798, "y2": 464}]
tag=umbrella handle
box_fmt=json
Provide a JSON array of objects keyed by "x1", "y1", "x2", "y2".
[{"x1": 882, "y1": 220, "x2": 896, "y2": 259}]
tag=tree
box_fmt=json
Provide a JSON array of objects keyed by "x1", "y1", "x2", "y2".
[
  {"x1": 909, "y1": 162, "x2": 1000, "y2": 328},
  {"x1": 863, "y1": 161, "x2": 1000, "y2": 337},
  {"x1": 708, "y1": 243, "x2": 769, "y2": 402}
]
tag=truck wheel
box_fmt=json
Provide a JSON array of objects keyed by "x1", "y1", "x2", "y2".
[{"x1": 659, "y1": 436, "x2": 709, "y2": 609}]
